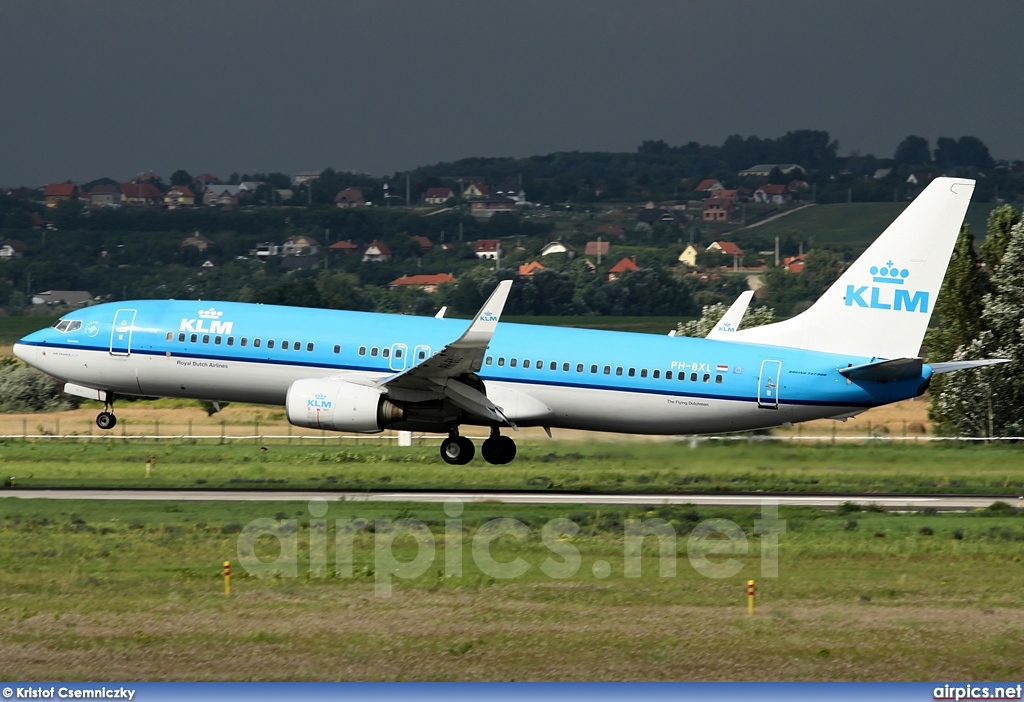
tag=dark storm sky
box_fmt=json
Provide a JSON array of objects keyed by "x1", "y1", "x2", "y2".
[{"x1": 2, "y1": 0, "x2": 1022, "y2": 185}]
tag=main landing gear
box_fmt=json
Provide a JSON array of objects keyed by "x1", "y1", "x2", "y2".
[
  {"x1": 440, "y1": 426, "x2": 517, "y2": 465},
  {"x1": 96, "y1": 397, "x2": 117, "y2": 430}
]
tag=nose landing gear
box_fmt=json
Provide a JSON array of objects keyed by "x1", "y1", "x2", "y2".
[{"x1": 96, "y1": 397, "x2": 117, "y2": 430}]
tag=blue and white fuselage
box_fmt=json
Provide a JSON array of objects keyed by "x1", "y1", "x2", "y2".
[{"x1": 14, "y1": 299, "x2": 925, "y2": 434}]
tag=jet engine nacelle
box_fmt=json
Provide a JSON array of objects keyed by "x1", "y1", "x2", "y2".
[{"x1": 285, "y1": 379, "x2": 405, "y2": 433}]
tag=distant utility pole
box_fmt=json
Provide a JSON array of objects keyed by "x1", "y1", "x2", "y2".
[
  {"x1": 597, "y1": 236, "x2": 602, "y2": 265},
  {"x1": 774, "y1": 236, "x2": 780, "y2": 268},
  {"x1": 406, "y1": 173, "x2": 411, "y2": 206}
]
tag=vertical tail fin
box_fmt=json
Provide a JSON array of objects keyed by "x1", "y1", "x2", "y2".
[{"x1": 731, "y1": 177, "x2": 975, "y2": 359}]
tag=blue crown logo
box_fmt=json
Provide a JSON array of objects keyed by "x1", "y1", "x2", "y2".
[
  {"x1": 870, "y1": 261, "x2": 909, "y2": 285},
  {"x1": 314, "y1": 393, "x2": 327, "y2": 400}
]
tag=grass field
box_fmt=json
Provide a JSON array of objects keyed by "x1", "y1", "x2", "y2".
[
  {"x1": 749, "y1": 202, "x2": 999, "y2": 247},
  {"x1": 1, "y1": 497, "x2": 1023, "y2": 680},
  {"x1": 2, "y1": 434, "x2": 1024, "y2": 495}
]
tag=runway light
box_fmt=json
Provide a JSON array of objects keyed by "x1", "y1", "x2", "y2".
[
  {"x1": 747, "y1": 579, "x2": 755, "y2": 615},
  {"x1": 224, "y1": 560, "x2": 231, "y2": 596}
]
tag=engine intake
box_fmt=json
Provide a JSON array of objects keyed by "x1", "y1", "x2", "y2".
[{"x1": 286, "y1": 379, "x2": 405, "y2": 433}]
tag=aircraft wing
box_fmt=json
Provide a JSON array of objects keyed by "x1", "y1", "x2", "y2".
[
  {"x1": 706, "y1": 291, "x2": 754, "y2": 340},
  {"x1": 378, "y1": 280, "x2": 516, "y2": 426}
]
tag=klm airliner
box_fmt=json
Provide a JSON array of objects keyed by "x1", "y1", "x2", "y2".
[{"x1": 13, "y1": 178, "x2": 1003, "y2": 464}]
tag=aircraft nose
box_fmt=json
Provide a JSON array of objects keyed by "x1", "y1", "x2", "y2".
[{"x1": 13, "y1": 341, "x2": 30, "y2": 363}]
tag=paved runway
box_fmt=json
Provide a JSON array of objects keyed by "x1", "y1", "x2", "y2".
[{"x1": 1, "y1": 489, "x2": 1020, "y2": 510}]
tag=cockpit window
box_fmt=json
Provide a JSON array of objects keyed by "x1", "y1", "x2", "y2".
[{"x1": 51, "y1": 319, "x2": 81, "y2": 333}]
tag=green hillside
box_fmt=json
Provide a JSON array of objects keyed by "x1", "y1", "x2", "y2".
[{"x1": 747, "y1": 201, "x2": 1000, "y2": 248}]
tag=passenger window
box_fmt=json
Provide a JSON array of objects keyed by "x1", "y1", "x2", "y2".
[
  {"x1": 420, "y1": 350, "x2": 427, "y2": 360},
  {"x1": 510, "y1": 358, "x2": 518, "y2": 367},
  {"x1": 227, "y1": 337, "x2": 234, "y2": 346},
  {"x1": 370, "y1": 347, "x2": 378, "y2": 357},
  {"x1": 591, "y1": 365, "x2": 598, "y2": 374},
  {"x1": 666, "y1": 371, "x2": 673, "y2": 380},
  {"x1": 267, "y1": 340, "x2": 275, "y2": 349},
  {"x1": 254, "y1": 339, "x2": 261, "y2": 348},
  {"x1": 394, "y1": 348, "x2": 402, "y2": 358},
  {"x1": 295, "y1": 343, "x2": 301, "y2": 352},
  {"x1": 359, "y1": 346, "x2": 366, "y2": 356},
  {"x1": 715, "y1": 374, "x2": 723, "y2": 384},
  {"x1": 382, "y1": 348, "x2": 390, "y2": 358},
  {"x1": 576, "y1": 363, "x2": 583, "y2": 372},
  {"x1": 523, "y1": 359, "x2": 531, "y2": 369},
  {"x1": 498, "y1": 357, "x2": 505, "y2": 366},
  {"x1": 202, "y1": 334, "x2": 210, "y2": 344},
  {"x1": 550, "y1": 361, "x2": 557, "y2": 371},
  {"x1": 641, "y1": 369, "x2": 648, "y2": 378},
  {"x1": 282, "y1": 341, "x2": 289, "y2": 350},
  {"x1": 214, "y1": 336, "x2": 222, "y2": 345},
  {"x1": 678, "y1": 372, "x2": 685, "y2": 381},
  {"x1": 241, "y1": 338, "x2": 248, "y2": 347},
  {"x1": 333, "y1": 344, "x2": 340, "y2": 354},
  {"x1": 165, "y1": 332, "x2": 173, "y2": 341},
  {"x1": 653, "y1": 370, "x2": 660, "y2": 379},
  {"x1": 628, "y1": 368, "x2": 635, "y2": 377},
  {"x1": 603, "y1": 366, "x2": 610, "y2": 375},
  {"x1": 485, "y1": 356, "x2": 492, "y2": 365},
  {"x1": 178, "y1": 333, "x2": 185, "y2": 342},
  {"x1": 190, "y1": 334, "x2": 198, "y2": 343},
  {"x1": 703, "y1": 373, "x2": 710, "y2": 383},
  {"x1": 616, "y1": 367, "x2": 623, "y2": 376},
  {"x1": 690, "y1": 372, "x2": 697, "y2": 382},
  {"x1": 563, "y1": 362, "x2": 569, "y2": 372}
]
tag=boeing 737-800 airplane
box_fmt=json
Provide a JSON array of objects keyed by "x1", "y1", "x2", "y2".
[{"x1": 13, "y1": 178, "x2": 1004, "y2": 464}]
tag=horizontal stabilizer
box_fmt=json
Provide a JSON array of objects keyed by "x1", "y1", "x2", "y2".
[
  {"x1": 930, "y1": 358, "x2": 1010, "y2": 375},
  {"x1": 839, "y1": 357, "x2": 922, "y2": 382}
]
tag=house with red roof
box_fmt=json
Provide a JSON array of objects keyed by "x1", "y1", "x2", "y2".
[
  {"x1": 695, "y1": 179, "x2": 724, "y2": 193},
  {"x1": 463, "y1": 182, "x2": 490, "y2": 199},
  {"x1": 473, "y1": 239, "x2": 502, "y2": 260},
  {"x1": 752, "y1": 184, "x2": 791, "y2": 204},
  {"x1": 706, "y1": 241, "x2": 744, "y2": 256},
  {"x1": 783, "y1": 254, "x2": 805, "y2": 273},
  {"x1": 120, "y1": 183, "x2": 163, "y2": 208},
  {"x1": 518, "y1": 261, "x2": 545, "y2": 277},
  {"x1": 329, "y1": 240, "x2": 359, "y2": 253},
  {"x1": 335, "y1": 187, "x2": 365, "y2": 208},
  {"x1": 362, "y1": 240, "x2": 392, "y2": 263},
  {"x1": 389, "y1": 273, "x2": 456, "y2": 293},
  {"x1": 411, "y1": 235, "x2": 434, "y2": 253},
  {"x1": 44, "y1": 183, "x2": 79, "y2": 208},
  {"x1": 422, "y1": 187, "x2": 454, "y2": 205},
  {"x1": 607, "y1": 256, "x2": 640, "y2": 282}
]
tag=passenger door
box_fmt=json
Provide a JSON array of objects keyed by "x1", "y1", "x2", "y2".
[
  {"x1": 109, "y1": 308, "x2": 137, "y2": 356},
  {"x1": 757, "y1": 359, "x2": 782, "y2": 409}
]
